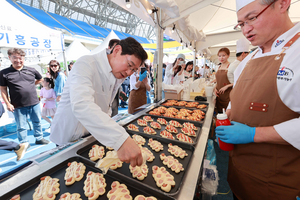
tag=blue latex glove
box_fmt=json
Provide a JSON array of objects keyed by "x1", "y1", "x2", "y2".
[
  {"x1": 139, "y1": 71, "x2": 147, "y2": 81},
  {"x1": 215, "y1": 121, "x2": 256, "y2": 144},
  {"x1": 296, "y1": 197, "x2": 300, "y2": 200}
]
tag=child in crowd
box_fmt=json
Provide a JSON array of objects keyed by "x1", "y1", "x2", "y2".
[{"x1": 40, "y1": 78, "x2": 56, "y2": 126}]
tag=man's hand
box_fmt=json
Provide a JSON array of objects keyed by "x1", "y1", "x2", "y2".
[
  {"x1": 215, "y1": 121, "x2": 256, "y2": 144},
  {"x1": 6, "y1": 103, "x2": 14, "y2": 112},
  {"x1": 117, "y1": 137, "x2": 143, "y2": 167}
]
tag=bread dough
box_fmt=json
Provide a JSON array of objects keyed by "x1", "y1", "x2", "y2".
[
  {"x1": 168, "y1": 143, "x2": 188, "y2": 159},
  {"x1": 65, "y1": 161, "x2": 86, "y2": 185},
  {"x1": 169, "y1": 120, "x2": 182, "y2": 128},
  {"x1": 186, "y1": 116, "x2": 201, "y2": 121},
  {"x1": 143, "y1": 126, "x2": 156, "y2": 135},
  {"x1": 165, "y1": 125, "x2": 178, "y2": 134},
  {"x1": 183, "y1": 122, "x2": 197, "y2": 130},
  {"x1": 181, "y1": 127, "x2": 196, "y2": 137},
  {"x1": 157, "y1": 118, "x2": 168, "y2": 125},
  {"x1": 143, "y1": 116, "x2": 153, "y2": 122},
  {"x1": 10, "y1": 195, "x2": 20, "y2": 200},
  {"x1": 160, "y1": 153, "x2": 184, "y2": 173},
  {"x1": 141, "y1": 146, "x2": 155, "y2": 162},
  {"x1": 127, "y1": 124, "x2": 139, "y2": 131},
  {"x1": 59, "y1": 193, "x2": 82, "y2": 200},
  {"x1": 137, "y1": 119, "x2": 147, "y2": 126},
  {"x1": 129, "y1": 163, "x2": 148, "y2": 180},
  {"x1": 197, "y1": 104, "x2": 207, "y2": 109},
  {"x1": 132, "y1": 134, "x2": 146, "y2": 145},
  {"x1": 89, "y1": 145, "x2": 105, "y2": 161},
  {"x1": 149, "y1": 111, "x2": 161, "y2": 116},
  {"x1": 150, "y1": 122, "x2": 161, "y2": 129},
  {"x1": 148, "y1": 138, "x2": 163, "y2": 152},
  {"x1": 173, "y1": 115, "x2": 186, "y2": 120},
  {"x1": 106, "y1": 146, "x2": 114, "y2": 151},
  {"x1": 106, "y1": 151, "x2": 123, "y2": 170},
  {"x1": 83, "y1": 171, "x2": 106, "y2": 200},
  {"x1": 176, "y1": 133, "x2": 194, "y2": 144},
  {"x1": 134, "y1": 195, "x2": 157, "y2": 200},
  {"x1": 107, "y1": 181, "x2": 133, "y2": 200},
  {"x1": 33, "y1": 176, "x2": 60, "y2": 200},
  {"x1": 160, "y1": 130, "x2": 175, "y2": 140},
  {"x1": 152, "y1": 166, "x2": 175, "y2": 192},
  {"x1": 163, "y1": 113, "x2": 174, "y2": 118}
]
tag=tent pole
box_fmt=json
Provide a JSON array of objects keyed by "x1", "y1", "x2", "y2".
[
  {"x1": 192, "y1": 46, "x2": 196, "y2": 81},
  {"x1": 62, "y1": 46, "x2": 69, "y2": 76},
  {"x1": 155, "y1": 8, "x2": 163, "y2": 102}
]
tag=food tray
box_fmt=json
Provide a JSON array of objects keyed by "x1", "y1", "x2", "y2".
[
  {"x1": 76, "y1": 133, "x2": 195, "y2": 196},
  {"x1": 2, "y1": 156, "x2": 174, "y2": 200},
  {"x1": 161, "y1": 99, "x2": 209, "y2": 112},
  {"x1": 123, "y1": 115, "x2": 202, "y2": 145}
]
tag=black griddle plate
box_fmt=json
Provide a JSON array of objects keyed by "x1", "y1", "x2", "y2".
[
  {"x1": 123, "y1": 115, "x2": 202, "y2": 145},
  {"x1": 3, "y1": 156, "x2": 174, "y2": 200},
  {"x1": 160, "y1": 99, "x2": 209, "y2": 112},
  {"x1": 77, "y1": 133, "x2": 195, "y2": 196}
]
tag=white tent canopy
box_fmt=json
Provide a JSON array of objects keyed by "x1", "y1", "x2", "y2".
[
  {"x1": 0, "y1": 0, "x2": 62, "y2": 50},
  {"x1": 89, "y1": 31, "x2": 120, "y2": 55},
  {"x1": 56, "y1": 39, "x2": 90, "y2": 62}
]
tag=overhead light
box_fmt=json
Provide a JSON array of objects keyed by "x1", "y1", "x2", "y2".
[
  {"x1": 189, "y1": 42, "x2": 192, "y2": 47},
  {"x1": 180, "y1": 39, "x2": 183, "y2": 45},
  {"x1": 125, "y1": 0, "x2": 131, "y2": 8},
  {"x1": 148, "y1": 9, "x2": 152, "y2": 14},
  {"x1": 186, "y1": 44, "x2": 188, "y2": 48},
  {"x1": 171, "y1": 24, "x2": 175, "y2": 33}
]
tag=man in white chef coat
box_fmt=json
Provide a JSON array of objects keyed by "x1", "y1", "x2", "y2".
[
  {"x1": 215, "y1": 0, "x2": 300, "y2": 199},
  {"x1": 50, "y1": 37, "x2": 148, "y2": 167}
]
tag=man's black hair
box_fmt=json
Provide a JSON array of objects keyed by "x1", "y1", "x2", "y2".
[
  {"x1": 108, "y1": 39, "x2": 120, "y2": 49},
  {"x1": 118, "y1": 37, "x2": 148, "y2": 65},
  {"x1": 236, "y1": 52, "x2": 249, "y2": 57}
]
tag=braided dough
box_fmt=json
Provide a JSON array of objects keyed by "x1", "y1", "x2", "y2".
[
  {"x1": 176, "y1": 133, "x2": 194, "y2": 144},
  {"x1": 183, "y1": 122, "x2": 197, "y2": 130},
  {"x1": 127, "y1": 124, "x2": 139, "y2": 131},
  {"x1": 143, "y1": 126, "x2": 156, "y2": 135},
  {"x1": 157, "y1": 118, "x2": 168, "y2": 125},
  {"x1": 152, "y1": 166, "x2": 175, "y2": 192},
  {"x1": 160, "y1": 153, "x2": 184, "y2": 173},
  {"x1": 165, "y1": 125, "x2": 178, "y2": 133},
  {"x1": 129, "y1": 163, "x2": 148, "y2": 180},
  {"x1": 141, "y1": 146, "x2": 155, "y2": 162},
  {"x1": 107, "y1": 181, "x2": 133, "y2": 200},
  {"x1": 10, "y1": 195, "x2": 20, "y2": 200},
  {"x1": 150, "y1": 122, "x2": 161, "y2": 129},
  {"x1": 160, "y1": 130, "x2": 175, "y2": 140},
  {"x1": 143, "y1": 116, "x2": 153, "y2": 122},
  {"x1": 83, "y1": 171, "x2": 106, "y2": 200},
  {"x1": 181, "y1": 127, "x2": 196, "y2": 137},
  {"x1": 148, "y1": 138, "x2": 163, "y2": 152},
  {"x1": 89, "y1": 145, "x2": 105, "y2": 161},
  {"x1": 64, "y1": 161, "x2": 86, "y2": 185},
  {"x1": 134, "y1": 195, "x2": 157, "y2": 200},
  {"x1": 168, "y1": 143, "x2": 188, "y2": 159},
  {"x1": 33, "y1": 176, "x2": 60, "y2": 200},
  {"x1": 137, "y1": 119, "x2": 147, "y2": 126},
  {"x1": 132, "y1": 134, "x2": 146, "y2": 145},
  {"x1": 59, "y1": 193, "x2": 82, "y2": 200}
]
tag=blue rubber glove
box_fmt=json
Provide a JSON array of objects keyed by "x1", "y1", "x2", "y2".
[
  {"x1": 215, "y1": 121, "x2": 256, "y2": 144},
  {"x1": 139, "y1": 71, "x2": 147, "y2": 81},
  {"x1": 296, "y1": 197, "x2": 300, "y2": 200}
]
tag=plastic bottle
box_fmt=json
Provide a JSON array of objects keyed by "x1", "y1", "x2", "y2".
[{"x1": 216, "y1": 109, "x2": 234, "y2": 151}]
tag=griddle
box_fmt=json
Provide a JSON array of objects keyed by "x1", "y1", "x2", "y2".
[
  {"x1": 3, "y1": 156, "x2": 175, "y2": 200},
  {"x1": 123, "y1": 115, "x2": 202, "y2": 145},
  {"x1": 76, "y1": 133, "x2": 195, "y2": 196},
  {"x1": 161, "y1": 99, "x2": 209, "y2": 112}
]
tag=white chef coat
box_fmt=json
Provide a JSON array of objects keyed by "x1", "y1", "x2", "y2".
[
  {"x1": 50, "y1": 49, "x2": 128, "y2": 150},
  {"x1": 227, "y1": 22, "x2": 300, "y2": 150},
  {"x1": 227, "y1": 60, "x2": 240, "y2": 84}
]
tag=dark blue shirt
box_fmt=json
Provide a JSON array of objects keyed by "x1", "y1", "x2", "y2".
[{"x1": 0, "y1": 65, "x2": 42, "y2": 108}]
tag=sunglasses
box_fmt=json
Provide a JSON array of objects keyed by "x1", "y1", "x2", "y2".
[{"x1": 50, "y1": 65, "x2": 58, "y2": 67}]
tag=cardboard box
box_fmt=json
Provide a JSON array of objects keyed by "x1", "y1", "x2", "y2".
[{"x1": 164, "y1": 89, "x2": 183, "y2": 100}]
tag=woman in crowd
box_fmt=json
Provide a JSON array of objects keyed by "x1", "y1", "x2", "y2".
[
  {"x1": 163, "y1": 54, "x2": 185, "y2": 85},
  {"x1": 214, "y1": 47, "x2": 231, "y2": 113},
  {"x1": 183, "y1": 61, "x2": 194, "y2": 79},
  {"x1": 48, "y1": 60, "x2": 66, "y2": 103},
  {"x1": 128, "y1": 63, "x2": 151, "y2": 114}
]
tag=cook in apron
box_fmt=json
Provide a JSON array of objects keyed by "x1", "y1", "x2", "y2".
[
  {"x1": 215, "y1": 64, "x2": 231, "y2": 113},
  {"x1": 229, "y1": 33, "x2": 300, "y2": 200},
  {"x1": 128, "y1": 77, "x2": 147, "y2": 114}
]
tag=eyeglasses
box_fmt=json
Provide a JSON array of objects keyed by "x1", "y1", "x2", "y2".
[
  {"x1": 234, "y1": 1, "x2": 275, "y2": 31},
  {"x1": 50, "y1": 65, "x2": 58, "y2": 68},
  {"x1": 125, "y1": 56, "x2": 138, "y2": 73}
]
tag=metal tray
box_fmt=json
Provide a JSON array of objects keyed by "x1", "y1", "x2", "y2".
[
  {"x1": 2, "y1": 156, "x2": 175, "y2": 200},
  {"x1": 161, "y1": 99, "x2": 209, "y2": 112},
  {"x1": 76, "y1": 133, "x2": 195, "y2": 196},
  {"x1": 123, "y1": 115, "x2": 202, "y2": 145}
]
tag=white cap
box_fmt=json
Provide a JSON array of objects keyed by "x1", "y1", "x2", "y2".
[
  {"x1": 217, "y1": 108, "x2": 228, "y2": 120},
  {"x1": 236, "y1": 0, "x2": 255, "y2": 11},
  {"x1": 236, "y1": 38, "x2": 250, "y2": 53}
]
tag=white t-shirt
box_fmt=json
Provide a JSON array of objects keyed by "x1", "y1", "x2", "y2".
[
  {"x1": 228, "y1": 22, "x2": 300, "y2": 150},
  {"x1": 130, "y1": 72, "x2": 151, "y2": 91},
  {"x1": 227, "y1": 60, "x2": 240, "y2": 84}
]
